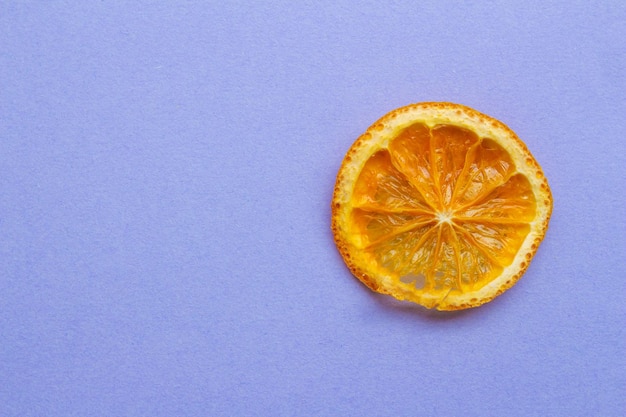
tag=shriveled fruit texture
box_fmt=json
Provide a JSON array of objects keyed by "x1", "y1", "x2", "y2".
[{"x1": 332, "y1": 103, "x2": 552, "y2": 310}]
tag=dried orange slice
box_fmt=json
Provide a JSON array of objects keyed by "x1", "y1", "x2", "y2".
[{"x1": 331, "y1": 102, "x2": 552, "y2": 310}]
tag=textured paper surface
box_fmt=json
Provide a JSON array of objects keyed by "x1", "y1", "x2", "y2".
[{"x1": 1, "y1": 2, "x2": 624, "y2": 416}]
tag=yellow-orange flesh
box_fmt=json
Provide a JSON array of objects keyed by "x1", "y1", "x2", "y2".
[{"x1": 350, "y1": 122, "x2": 536, "y2": 297}]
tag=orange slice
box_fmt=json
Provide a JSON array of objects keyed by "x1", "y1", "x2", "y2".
[{"x1": 331, "y1": 102, "x2": 552, "y2": 310}]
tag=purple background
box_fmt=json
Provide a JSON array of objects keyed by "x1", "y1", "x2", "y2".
[{"x1": 1, "y1": 2, "x2": 624, "y2": 416}]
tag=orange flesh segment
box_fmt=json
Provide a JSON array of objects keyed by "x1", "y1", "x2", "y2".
[{"x1": 350, "y1": 122, "x2": 537, "y2": 295}]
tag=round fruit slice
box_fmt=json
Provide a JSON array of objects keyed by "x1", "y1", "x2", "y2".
[{"x1": 331, "y1": 102, "x2": 552, "y2": 310}]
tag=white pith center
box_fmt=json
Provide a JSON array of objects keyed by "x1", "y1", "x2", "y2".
[{"x1": 436, "y1": 210, "x2": 454, "y2": 224}]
